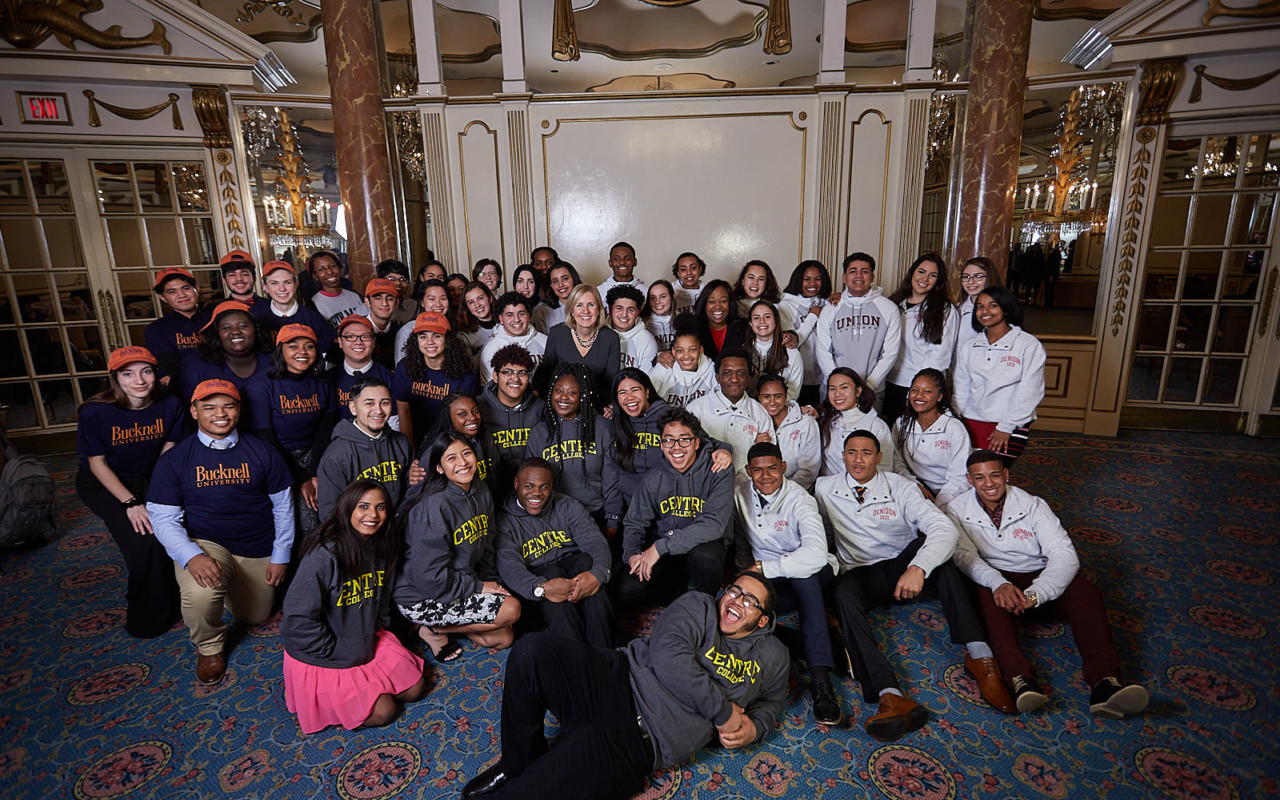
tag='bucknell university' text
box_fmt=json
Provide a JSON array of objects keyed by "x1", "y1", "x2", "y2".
[
  {"x1": 111, "y1": 420, "x2": 165, "y2": 445},
  {"x1": 194, "y1": 463, "x2": 251, "y2": 487}
]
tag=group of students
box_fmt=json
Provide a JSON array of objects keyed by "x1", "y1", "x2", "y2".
[{"x1": 74, "y1": 243, "x2": 1147, "y2": 800}]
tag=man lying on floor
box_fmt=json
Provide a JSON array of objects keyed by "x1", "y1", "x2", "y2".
[{"x1": 461, "y1": 573, "x2": 789, "y2": 800}]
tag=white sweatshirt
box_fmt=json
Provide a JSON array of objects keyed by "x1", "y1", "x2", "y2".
[
  {"x1": 815, "y1": 469, "x2": 959, "y2": 576},
  {"x1": 615, "y1": 323, "x2": 659, "y2": 370},
  {"x1": 955, "y1": 296, "x2": 983, "y2": 359},
  {"x1": 778, "y1": 293, "x2": 828, "y2": 386},
  {"x1": 647, "y1": 313, "x2": 675, "y2": 351},
  {"x1": 752, "y1": 339, "x2": 804, "y2": 402},
  {"x1": 820, "y1": 406, "x2": 894, "y2": 477},
  {"x1": 814, "y1": 288, "x2": 902, "y2": 390},
  {"x1": 891, "y1": 412, "x2": 971, "y2": 506},
  {"x1": 598, "y1": 276, "x2": 648, "y2": 300},
  {"x1": 946, "y1": 486, "x2": 1080, "y2": 604},
  {"x1": 887, "y1": 300, "x2": 959, "y2": 387},
  {"x1": 687, "y1": 386, "x2": 774, "y2": 473},
  {"x1": 479, "y1": 328, "x2": 547, "y2": 382},
  {"x1": 772, "y1": 402, "x2": 821, "y2": 491},
  {"x1": 733, "y1": 475, "x2": 833, "y2": 580},
  {"x1": 650, "y1": 355, "x2": 716, "y2": 408},
  {"x1": 674, "y1": 284, "x2": 702, "y2": 315},
  {"x1": 953, "y1": 325, "x2": 1046, "y2": 432}
]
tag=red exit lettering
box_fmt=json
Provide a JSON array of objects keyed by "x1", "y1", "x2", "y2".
[
  {"x1": 18, "y1": 93, "x2": 69, "y2": 124},
  {"x1": 28, "y1": 97, "x2": 60, "y2": 119}
]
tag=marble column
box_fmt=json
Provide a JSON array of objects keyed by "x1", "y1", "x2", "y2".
[
  {"x1": 954, "y1": 0, "x2": 1033, "y2": 280},
  {"x1": 322, "y1": 0, "x2": 398, "y2": 288}
]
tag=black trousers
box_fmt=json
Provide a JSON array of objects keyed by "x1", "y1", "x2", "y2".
[
  {"x1": 827, "y1": 537, "x2": 986, "y2": 702},
  {"x1": 614, "y1": 539, "x2": 726, "y2": 609},
  {"x1": 76, "y1": 471, "x2": 180, "y2": 639},
  {"x1": 489, "y1": 632, "x2": 655, "y2": 800},
  {"x1": 528, "y1": 551, "x2": 617, "y2": 648}
]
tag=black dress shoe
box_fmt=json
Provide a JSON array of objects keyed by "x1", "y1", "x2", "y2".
[{"x1": 462, "y1": 764, "x2": 510, "y2": 797}]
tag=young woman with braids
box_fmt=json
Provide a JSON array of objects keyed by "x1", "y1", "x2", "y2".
[
  {"x1": 890, "y1": 368, "x2": 971, "y2": 506},
  {"x1": 884, "y1": 253, "x2": 959, "y2": 424},
  {"x1": 392, "y1": 311, "x2": 478, "y2": 448},
  {"x1": 527, "y1": 362, "x2": 616, "y2": 531}
]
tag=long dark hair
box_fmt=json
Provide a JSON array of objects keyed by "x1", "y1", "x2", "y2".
[
  {"x1": 693, "y1": 279, "x2": 739, "y2": 338},
  {"x1": 300, "y1": 479, "x2": 401, "y2": 579},
  {"x1": 197, "y1": 307, "x2": 266, "y2": 365},
  {"x1": 80, "y1": 363, "x2": 166, "y2": 411},
  {"x1": 973, "y1": 285, "x2": 1025, "y2": 332},
  {"x1": 403, "y1": 430, "x2": 478, "y2": 513},
  {"x1": 889, "y1": 253, "x2": 952, "y2": 345},
  {"x1": 893, "y1": 368, "x2": 954, "y2": 455},
  {"x1": 733, "y1": 260, "x2": 781, "y2": 304},
  {"x1": 454, "y1": 280, "x2": 495, "y2": 334},
  {"x1": 511, "y1": 264, "x2": 543, "y2": 307},
  {"x1": 423, "y1": 391, "x2": 484, "y2": 454},
  {"x1": 545, "y1": 262, "x2": 582, "y2": 309},
  {"x1": 644, "y1": 279, "x2": 675, "y2": 321},
  {"x1": 402, "y1": 327, "x2": 475, "y2": 382},
  {"x1": 784, "y1": 259, "x2": 832, "y2": 297},
  {"x1": 746, "y1": 300, "x2": 790, "y2": 376},
  {"x1": 609, "y1": 367, "x2": 658, "y2": 473},
  {"x1": 817, "y1": 367, "x2": 875, "y2": 450},
  {"x1": 541, "y1": 362, "x2": 598, "y2": 485},
  {"x1": 268, "y1": 333, "x2": 325, "y2": 380}
]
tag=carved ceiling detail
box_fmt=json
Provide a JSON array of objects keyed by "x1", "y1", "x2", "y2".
[
  {"x1": 1032, "y1": 0, "x2": 1134, "y2": 22},
  {"x1": 0, "y1": 0, "x2": 171, "y2": 53}
]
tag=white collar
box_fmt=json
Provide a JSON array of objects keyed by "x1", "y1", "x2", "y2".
[
  {"x1": 271, "y1": 301, "x2": 299, "y2": 317},
  {"x1": 197, "y1": 429, "x2": 240, "y2": 449}
]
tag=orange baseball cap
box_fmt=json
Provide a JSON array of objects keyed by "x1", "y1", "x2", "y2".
[
  {"x1": 107, "y1": 346, "x2": 157, "y2": 372},
  {"x1": 275, "y1": 323, "x2": 317, "y2": 343},
  {"x1": 153, "y1": 267, "x2": 196, "y2": 293},
  {"x1": 262, "y1": 260, "x2": 295, "y2": 277},
  {"x1": 336, "y1": 314, "x2": 374, "y2": 333},
  {"x1": 413, "y1": 311, "x2": 451, "y2": 336},
  {"x1": 364, "y1": 278, "x2": 399, "y2": 298},
  {"x1": 191, "y1": 378, "x2": 240, "y2": 403},
  {"x1": 219, "y1": 249, "x2": 256, "y2": 269},
  {"x1": 201, "y1": 300, "x2": 254, "y2": 331}
]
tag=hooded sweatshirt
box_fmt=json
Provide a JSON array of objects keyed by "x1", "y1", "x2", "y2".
[
  {"x1": 771, "y1": 401, "x2": 821, "y2": 490},
  {"x1": 624, "y1": 591, "x2": 788, "y2": 769},
  {"x1": 477, "y1": 382, "x2": 542, "y2": 490},
  {"x1": 646, "y1": 313, "x2": 675, "y2": 351},
  {"x1": 316, "y1": 419, "x2": 414, "y2": 519},
  {"x1": 814, "y1": 287, "x2": 902, "y2": 390},
  {"x1": 622, "y1": 443, "x2": 734, "y2": 562},
  {"x1": 527, "y1": 412, "x2": 616, "y2": 514},
  {"x1": 820, "y1": 406, "x2": 894, "y2": 477},
  {"x1": 394, "y1": 479, "x2": 495, "y2": 606},
  {"x1": 615, "y1": 322, "x2": 659, "y2": 370},
  {"x1": 479, "y1": 327, "x2": 547, "y2": 382},
  {"x1": 282, "y1": 544, "x2": 391, "y2": 668},
  {"x1": 650, "y1": 354, "x2": 716, "y2": 408},
  {"x1": 495, "y1": 492, "x2": 611, "y2": 599},
  {"x1": 778, "y1": 293, "x2": 829, "y2": 386}
]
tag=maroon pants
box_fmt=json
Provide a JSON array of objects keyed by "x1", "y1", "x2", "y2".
[{"x1": 973, "y1": 569, "x2": 1121, "y2": 687}]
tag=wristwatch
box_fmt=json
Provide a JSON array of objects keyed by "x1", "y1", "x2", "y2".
[
  {"x1": 533, "y1": 582, "x2": 546, "y2": 599},
  {"x1": 1023, "y1": 587, "x2": 1040, "y2": 607}
]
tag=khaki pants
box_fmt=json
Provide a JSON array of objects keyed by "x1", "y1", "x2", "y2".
[{"x1": 173, "y1": 539, "x2": 276, "y2": 656}]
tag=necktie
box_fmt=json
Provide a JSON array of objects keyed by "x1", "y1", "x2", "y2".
[
  {"x1": 756, "y1": 492, "x2": 770, "y2": 510},
  {"x1": 855, "y1": 485, "x2": 866, "y2": 504}
]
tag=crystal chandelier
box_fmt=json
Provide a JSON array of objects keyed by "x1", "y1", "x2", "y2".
[
  {"x1": 240, "y1": 107, "x2": 337, "y2": 254},
  {"x1": 924, "y1": 52, "x2": 957, "y2": 171},
  {"x1": 390, "y1": 53, "x2": 426, "y2": 184},
  {"x1": 240, "y1": 106, "x2": 277, "y2": 170}
]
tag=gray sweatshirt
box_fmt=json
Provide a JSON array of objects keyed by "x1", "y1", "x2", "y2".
[
  {"x1": 495, "y1": 492, "x2": 611, "y2": 599},
  {"x1": 282, "y1": 544, "x2": 391, "y2": 668},
  {"x1": 527, "y1": 413, "x2": 616, "y2": 514},
  {"x1": 477, "y1": 381, "x2": 543, "y2": 491},
  {"x1": 621, "y1": 444, "x2": 734, "y2": 562},
  {"x1": 394, "y1": 479, "x2": 495, "y2": 605},
  {"x1": 624, "y1": 591, "x2": 788, "y2": 769},
  {"x1": 316, "y1": 419, "x2": 414, "y2": 520}
]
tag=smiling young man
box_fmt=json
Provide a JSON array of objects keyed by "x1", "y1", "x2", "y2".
[
  {"x1": 479, "y1": 292, "x2": 547, "y2": 382},
  {"x1": 947, "y1": 451, "x2": 1148, "y2": 718},
  {"x1": 323, "y1": 315, "x2": 395, "y2": 421},
  {"x1": 814, "y1": 430, "x2": 1014, "y2": 740},
  {"x1": 220, "y1": 249, "x2": 265, "y2": 309},
  {"x1": 686, "y1": 349, "x2": 773, "y2": 474},
  {"x1": 316, "y1": 376, "x2": 416, "y2": 519},
  {"x1": 617, "y1": 408, "x2": 735, "y2": 607},
  {"x1": 360, "y1": 278, "x2": 402, "y2": 367},
  {"x1": 146, "y1": 267, "x2": 211, "y2": 381},
  {"x1": 496, "y1": 458, "x2": 615, "y2": 647},
  {"x1": 478, "y1": 345, "x2": 542, "y2": 497},
  {"x1": 814, "y1": 252, "x2": 902, "y2": 396},
  {"x1": 252, "y1": 260, "x2": 333, "y2": 354},
  {"x1": 146, "y1": 379, "x2": 295, "y2": 686},
  {"x1": 597, "y1": 241, "x2": 648, "y2": 299},
  {"x1": 607, "y1": 284, "x2": 659, "y2": 370},
  {"x1": 461, "y1": 572, "x2": 787, "y2": 800}
]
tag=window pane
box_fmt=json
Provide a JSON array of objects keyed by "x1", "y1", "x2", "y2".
[
  {"x1": 94, "y1": 162, "x2": 135, "y2": 214},
  {"x1": 38, "y1": 378, "x2": 76, "y2": 425},
  {"x1": 43, "y1": 218, "x2": 85, "y2": 269},
  {"x1": 173, "y1": 163, "x2": 211, "y2": 213},
  {"x1": 0, "y1": 331, "x2": 24, "y2": 377},
  {"x1": 0, "y1": 160, "x2": 30, "y2": 212},
  {"x1": 126, "y1": 323, "x2": 149, "y2": 347},
  {"x1": 147, "y1": 217, "x2": 183, "y2": 266},
  {"x1": 26, "y1": 328, "x2": 67, "y2": 374},
  {"x1": 1231, "y1": 192, "x2": 1274, "y2": 246},
  {"x1": 1149, "y1": 195, "x2": 1190, "y2": 246},
  {"x1": 1127, "y1": 356, "x2": 1163, "y2": 401},
  {"x1": 79, "y1": 375, "x2": 108, "y2": 403},
  {"x1": 0, "y1": 382, "x2": 37, "y2": 430},
  {"x1": 193, "y1": 268, "x2": 223, "y2": 306},
  {"x1": 28, "y1": 160, "x2": 72, "y2": 214},
  {"x1": 1203, "y1": 358, "x2": 1243, "y2": 405},
  {"x1": 54, "y1": 272, "x2": 95, "y2": 321},
  {"x1": 184, "y1": 217, "x2": 217, "y2": 264},
  {"x1": 0, "y1": 277, "x2": 12, "y2": 324},
  {"x1": 1225, "y1": 250, "x2": 1264, "y2": 299},
  {"x1": 1135, "y1": 304, "x2": 1172, "y2": 351},
  {"x1": 1163, "y1": 356, "x2": 1203, "y2": 403},
  {"x1": 1143, "y1": 252, "x2": 1181, "y2": 299},
  {"x1": 0, "y1": 218, "x2": 41, "y2": 269},
  {"x1": 1177, "y1": 305, "x2": 1212, "y2": 352},
  {"x1": 134, "y1": 163, "x2": 174, "y2": 212},
  {"x1": 11, "y1": 273, "x2": 54, "y2": 323},
  {"x1": 1160, "y1": 137, "x2": 1200, "y2": 190},
  {"x1": 1190, "y1": 193, "x2": 1232, "y2": 246},
  {"x1": 1242, "y1": 133, "x2": 1280, "y2": 188},
  {"x1": 1212, "y1": 306, "x2": 1252, "y2": 354},
  {"x1": 1199, "y1": 136, "x2": 1242, "y2": 192},
  {"x1": 106, "y1": 218, "x2": 146, "y2": 267},
  {"x1": 117, "y1": 270, "x2": 157, "y2": 319},
  {"x1": 66, "y1": 325, "x2": 106, "y2": 372},
  {"x1": 1182, "y1": 251, "x2": 1222, "y2": 300}
]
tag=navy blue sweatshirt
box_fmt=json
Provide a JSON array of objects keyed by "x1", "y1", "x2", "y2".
[
  {"x1": 394, "y1": 479, "x2": 496, "y2": 605},
  {"x1": 495, "y1": 492, "x2": 611, "y2": 599},
  {"x1": 282, "y1": 544, "x2": 392, "y2": 668},
  {"x1": 145, "y1": 309, "x2": 210, "y2": 379},
  {"x1": 174, "y1": 353, "x2": 273, "y2": 428}
]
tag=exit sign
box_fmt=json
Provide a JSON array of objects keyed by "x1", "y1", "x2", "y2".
[{"x1": 17, "y1": 92, "x2": 73, "y2": 125}]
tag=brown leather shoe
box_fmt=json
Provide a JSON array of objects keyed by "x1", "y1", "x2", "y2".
[
  {"x1": 965, "y1": 655, "x2": 1016, "y2": 713},
  {"x1": 864, "y1": 692, "x2": 928, "y2": 741},
  {"x1": 196, "y1": 652, "x2": 227, "y2": 686}
]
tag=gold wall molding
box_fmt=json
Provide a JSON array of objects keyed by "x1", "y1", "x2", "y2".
[
  {"x1": 552, "y1": 0, "x2": 580, "y2": 62},
  {"x1": 506, "y1": 104, "x2": 535, "y2": 260},
  {"x1": 83, "y1": 90, "x2": 183, "y2": 129},
  {"x1": 1202, "y1": 0, "x2": 1280, "y2": 26},
  {"x1": 0, "y1": 0, "x2": 171, "y2": 53},
  {"x1": 764, "y1": 0, "x2": 791, "y2": 55},
  {"x1": 1135, "y1": 58, "x2": 1182, "y2": 127},
  {"x1": 214, "y1": 149, "x2": 248, "y2": 250},
  {"x1": 190, "y1": 84, "x2": 232, "y2": 149},
  {"x1": 1189, "y1": 64, "x2": 1280, "y2": 103},
  {"x1": 1109, "y1": 130, "x2": 1153, "y2": 338},
  {"x1": 457, "y1": 121, "x2": 505, "y2": 268}
]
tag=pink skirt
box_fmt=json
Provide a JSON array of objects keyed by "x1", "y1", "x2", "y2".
[{"x1": 283, "y1": 629, "x2": 425, "y2": 734}]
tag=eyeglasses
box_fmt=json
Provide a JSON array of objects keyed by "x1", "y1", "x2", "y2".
[
  {"x1": 660, "y1": 435, "x2": 695, "y2": 448},
  {"x1": 724, "y1": 584, "x2": 763, "y2": 611},
  {"x1": 960, "y1": 273, "x2": 987, "y2": 283},
  {"x1": 498, "y1": 369, "x2": 529, "y2": 379},
  {"x1": 341, "y1": 333, "x2": 374, "y2": 343}
]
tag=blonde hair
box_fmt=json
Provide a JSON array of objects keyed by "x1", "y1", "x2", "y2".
[{"x1": 565, "y1": 283, "x2": 604, "y2": 337}]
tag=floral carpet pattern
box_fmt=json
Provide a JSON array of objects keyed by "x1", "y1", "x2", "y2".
[{"x1": 1, "y1": 430, "x2": 1278, "y2": 799}]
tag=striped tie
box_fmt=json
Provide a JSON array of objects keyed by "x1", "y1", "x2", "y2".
[{"x1": 855, "y1": 485, "x2": 866, "y2": 504}]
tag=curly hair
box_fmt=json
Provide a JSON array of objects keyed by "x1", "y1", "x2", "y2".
[
  {"x1": 893, "y1": 368, "x2": 955, "y2": 456},
  {"x1": 402, "y1": 328, "x2": 475, "y2": 382},
  {"x1": 489, "y1": 343, "x2": 535, "y2": 376}
]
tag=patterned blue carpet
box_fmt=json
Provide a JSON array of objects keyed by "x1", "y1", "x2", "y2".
[{"x1": 2, "y1": 430, "x2": 1278, "y2": 800}]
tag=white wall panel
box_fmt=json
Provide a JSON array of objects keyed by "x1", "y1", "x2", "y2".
[
  {"x1": 845, "y1": 108, "x2": 892, "y2": 269},
  {"x1": 456, "y1": 120, "x2": 506, "y2": 269}
]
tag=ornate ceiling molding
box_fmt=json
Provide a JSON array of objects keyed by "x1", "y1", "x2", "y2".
[
  {"x1": 579, "y1": 12, "x2": 766, "y2": 61},
  {"x1": 1136, "y1": 57, "x2": 1182, "y2": 126},
  {"x1": 585, "y1": 72, "x2": 736, "y2": 91},
  {"x1": 844, "y1": 31, "x2": 963, "y2": 54},
  {"x1": 1202, "y1": 0, "x2": 1280, "y2": 26},
  {"x1": 191, "y1": 83, "x2": 232, "y2": 148},
  {"x1": 251, "y1": 13, "x2": 321, "y2": 45},
  {"x1": 0, "y1": 0, "x2": 172, "y2": 53},
  {"x1": 1032, "y1": 0, "x2": 1133, "y2": 23}
]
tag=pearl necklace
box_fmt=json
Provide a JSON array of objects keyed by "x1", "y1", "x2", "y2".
[{"x1": 572, "y1": 325, "x2": 597, "y2": 349}]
